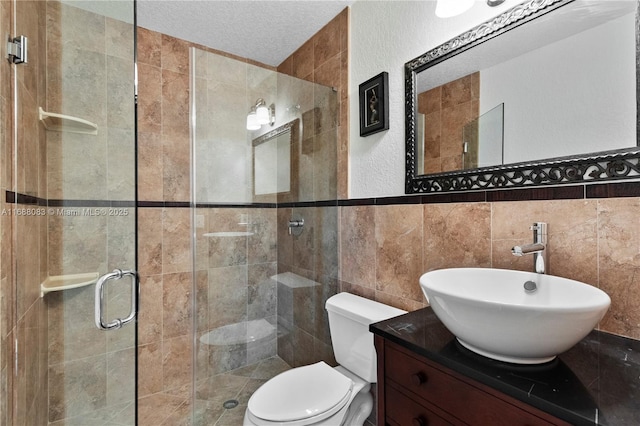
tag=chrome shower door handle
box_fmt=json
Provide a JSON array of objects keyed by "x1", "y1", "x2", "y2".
[{"x1": 94, "y1": 269, "x2": 138, "y2": 331}]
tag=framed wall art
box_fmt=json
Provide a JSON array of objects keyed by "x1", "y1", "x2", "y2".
[{"x1": 359, "y1": 71, "x2": 389, "y2": 136}]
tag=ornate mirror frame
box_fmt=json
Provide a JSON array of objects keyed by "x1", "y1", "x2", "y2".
[{"x1": 405, "y1": 0, "x2": 640, "y2": 194}]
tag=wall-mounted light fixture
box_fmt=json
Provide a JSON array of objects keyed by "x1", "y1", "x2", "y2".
[
  {"x1": 435, "y1": 0, "x2": 507, "y2": 18},
  {"x1": 246, "y1": 98, "x2": 275, "y2": 130}
]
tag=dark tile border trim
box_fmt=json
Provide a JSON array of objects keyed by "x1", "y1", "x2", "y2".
[
  {"x1": 48, "y1": 199, "x2": 136, "y2": 207},
  {"x1": 586, "y1": 182, "x2": 640, "y2": 198},
  {"x1": 195, "y1": 202, "x2": 277, "y2": 209},
  {"x1": 7, "y1": 181, "x2": 640, "y2": 211}
]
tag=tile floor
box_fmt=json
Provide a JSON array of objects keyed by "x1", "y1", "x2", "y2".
[{"x1": 138, "y1": 356, "x2": 291, "y2": 425}]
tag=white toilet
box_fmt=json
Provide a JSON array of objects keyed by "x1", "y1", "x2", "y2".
[{"x1": 243, "y1": 292, "x2": 406, "y2": 426}]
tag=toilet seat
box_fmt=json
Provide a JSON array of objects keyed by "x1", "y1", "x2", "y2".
[{"x1": 247, "y1": 361, "x2": 354, "y2": 425}]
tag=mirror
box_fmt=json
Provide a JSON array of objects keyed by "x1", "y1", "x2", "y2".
[
  {"x1": 406, "y1": 0, "x2": 640, "y2": 193},
  {"x1": 253, "y1": 119, "x2": 298, "y2": 200}
]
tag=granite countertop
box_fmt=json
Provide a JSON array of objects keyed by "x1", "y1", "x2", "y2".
[{"x1": 370, "y1": 307, "x2": 640, "y2": 426}]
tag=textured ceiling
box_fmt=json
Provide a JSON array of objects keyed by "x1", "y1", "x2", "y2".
[{"x1": 137, "y1": 0, "x2": 355, "y2": 67}]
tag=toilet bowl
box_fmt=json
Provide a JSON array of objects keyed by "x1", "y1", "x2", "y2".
[{"x1": 243, "y1": 293, "x2": 406, "y2": 426}]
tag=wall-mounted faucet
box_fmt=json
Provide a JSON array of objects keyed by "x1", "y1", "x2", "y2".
[
  {"x1": 512, "y1": 222, "x2": 548, "y2": 274},
  {"x1": 288, "y1": 218, "x2": 304, "y2": 236}
]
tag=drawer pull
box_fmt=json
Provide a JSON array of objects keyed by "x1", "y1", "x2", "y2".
[
  {"x1": 412, "y1": 416, "x2": 428, "y2": 426},
  {"x1": 411, "y1": 372, "x2": 428, "y2": 386}
]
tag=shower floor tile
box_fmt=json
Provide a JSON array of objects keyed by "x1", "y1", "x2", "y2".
[{"x1": 138, "y1": 356, "x2": 291, "y2": 426}]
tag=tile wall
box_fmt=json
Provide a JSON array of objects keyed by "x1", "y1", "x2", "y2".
[
  {"x1": 136, "y1": 27, "x2": 196, "y2": 416},
  {"x1": 0, "y1": 0, "x2": 14, "y2": 421},
  {"x1": 136, "y1": 13, "x2": 345, "y2": 418},
  {"x1": 418, "y1": 72, "x2": 480, "y2": 174},
  {"x1": 136, "y1": 27, "x2": 287, "y2": 421},
  {"x1": 43, "y1": 2, "x2": 137, "y2": 424},
  {"x1": 339, "y1": 197, "x2": 640, "y2": 340},
  {"x1": 277, "y1": 8, "x2": 349, "y2": 200},
  {"x1": 272, "y1": 7, "x2": 347, "y2": 368},
  {"x1": 1, "y1": 0, "x2": 49, "y2": 424}
]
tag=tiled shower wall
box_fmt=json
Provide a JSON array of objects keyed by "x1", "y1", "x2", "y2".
[
  {"x1": 136, "y1": 26, "x2": 313, "y2": 419},
  {"x1": 192, "y1": 46, "x2": 279, "y2": 378},
  {"x1": 135, "y1": 11, "x2": 346, "y2": 419},
  {"x1": 44, "y1": 2, "x2": 137, "y2": 424},
  {"x1": 272, "y1": 7, "x2": 347, "y2": 368},
  {"x1": 136, "y1": 27, "x2": 197, "y2": 416},
  {"x1": 1, "y1": 0, "x2": 49, "y2": 424},
  {"x1": 277, "y1": 8, "x2": 349, "y2": 200},
  {"x1": 339, "y1": 197, "x2": 640, "y2": 340}
]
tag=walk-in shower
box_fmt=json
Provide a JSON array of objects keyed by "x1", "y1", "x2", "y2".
[
  {"x1": 2, "y1": 0, "x2": 138, "y2": 424},
  {"x1": 190, "y1": 47, "x2": 339, "y2": 424}
]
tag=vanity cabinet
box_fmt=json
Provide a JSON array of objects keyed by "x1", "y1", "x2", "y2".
[{"x1": 375, "y1": 336, "x2": 572, "y2": 426}]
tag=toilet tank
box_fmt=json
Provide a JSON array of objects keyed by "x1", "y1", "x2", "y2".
[{"x1": 325, "y1": 293, "x2": 406, "y2": 382}]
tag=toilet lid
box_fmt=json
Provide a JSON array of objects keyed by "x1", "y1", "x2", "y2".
[{"x1": 248, "y1": 361, "x2": 353, "y2": 422}]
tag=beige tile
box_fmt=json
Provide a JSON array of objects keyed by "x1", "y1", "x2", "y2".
[
  {"x1": 106, "y1": 17, "x2": 134, "y2": 60},
  {"x1": 139, "y1": 275, "x2": 163, "y2": 346},
  {"x1": 137, "y1": 63, "x2": 162, "y2": 135},
  {"x1": 162, "y1": 132, "x2": 190, "y2": 202},
  {"x1": 138, "y1": 132, "x2": 164, "y2": 201},
  {"x1": 162, "y1": 208, "x2": 191, "y2": 274},
  {"x1": 375, "y1": 290, "x2": 426, "y2": 312},
  {"x1": 314, "y1": 13, "x2": 342, "y2": 69},
  {"x1": 138, "y1": 342, "x2": 163, "y2": 398},
  {"x1": 375, "y1": 204, "x2": 423, "y2": 302},
  {"x1": 161, "y1": 69, "x2": 190, "y2": 138},
  {"x1": 492, "y1": 199, "x2": 598, "y2": 283},
  {"x1": 138, "y1": 392, "x2": 185, "y2": 426},
  {"x1": 597, "y1": 198, "x2": 640, "y2": 338},
  {"x1": 442, "y1": 74, "x2": 473, "y2": 110},
  {"x1": 292, "y1": 39, "x2": 314, "y2": 80},
  {"x1": 137, "y1": 27, "x2": 162, "y2": 67},
  {"x1": 138, "y1": 208, "x2": 163, "y2": 276},
  {"x1": 163, "y1": 272, "x2": 193, "y2": 339},
  {"x1": 208, "y1": 265, "x2": 248, "y2": 329},
  {"x1": 340, "y1": 206, "x2": 376, "y2": 288},
  {"x1": 424, "y1": 203, "x2": 491, "y2": 271},
  {"x1": 161, "y1": 34, "x2": 189, "y2": 75},
  {"x1": 207, "y1": 208, "x2": 249, "y2": 268},
  {"x1": 162, "y1": 335, "x2": 193, "y2": 391},
  {"x1": 247, "y1": 209, "x2": 277, "y2": 265}
]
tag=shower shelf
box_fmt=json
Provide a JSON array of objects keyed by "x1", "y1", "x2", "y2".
[
  {"x1": 38, "y1": 107, "x2": 98, "y2": 135},
  {"x1": 40, "y1": 272, "x2": 99, "y2": 297}
]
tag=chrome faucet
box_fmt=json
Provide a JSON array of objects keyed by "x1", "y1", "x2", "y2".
[{"x1": 512, "y1": 222, "x2": 548, "y2": 274}]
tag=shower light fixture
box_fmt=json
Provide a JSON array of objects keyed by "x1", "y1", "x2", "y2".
[
  {"x1": 247, "y1": 98, "x2": 275, "y2": 130},
  {"x1": 246, "y1": 106, "x2": 260, "y2": 130}
]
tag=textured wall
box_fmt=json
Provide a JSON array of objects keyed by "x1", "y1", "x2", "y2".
[{"x1": 349, "y1": 1, "x2": 523, "y2": 198}]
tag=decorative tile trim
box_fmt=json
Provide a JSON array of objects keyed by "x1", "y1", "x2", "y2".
[{"x1": 7, "y1": 181, "x2": 640, "y2": 210}]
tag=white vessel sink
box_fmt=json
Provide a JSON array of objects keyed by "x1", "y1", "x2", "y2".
[{"x1": 420, "y1": 268, "x2": 611, "y2": 364}]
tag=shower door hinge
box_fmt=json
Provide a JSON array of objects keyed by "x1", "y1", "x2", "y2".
[{"x1": 7, "y1": 35, "x2": 27, "y2": 65}]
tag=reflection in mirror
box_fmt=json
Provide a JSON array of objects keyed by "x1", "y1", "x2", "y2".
[
  {"x1": 406, "y1": 0, "x2": 640, "y2": 193},
  {"x1": 253, "y1": 119, "x2": 298, "y2": 199},
  {"x1": 462, "y1": 103, "x2": 504, "y2": 170}
]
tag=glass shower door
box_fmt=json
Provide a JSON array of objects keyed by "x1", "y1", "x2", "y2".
[{"x1": 9, "y1": 0, "x2": 137, "y2": 424}]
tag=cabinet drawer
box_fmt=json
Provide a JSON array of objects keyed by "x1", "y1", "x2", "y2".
[
  {"x1": 385, "y1": 344, "x2": 562, "y2": 426},
  {"x1": 386, "y1": 385, "x2": 454, "y2": 426}
]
